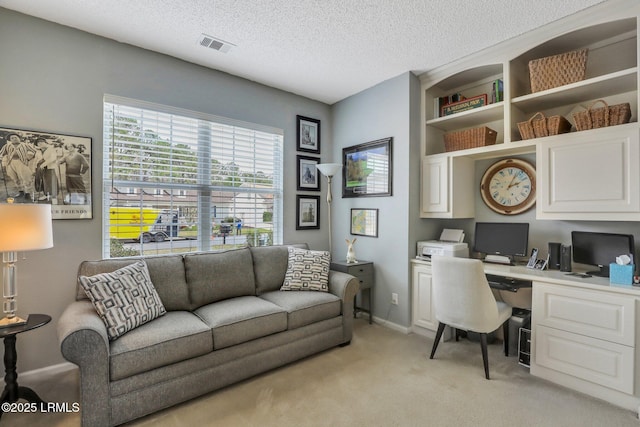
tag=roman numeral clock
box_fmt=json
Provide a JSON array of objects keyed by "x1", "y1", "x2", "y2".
[{"x1": 480, "y1": 158, "x2": 536, "y2": 215}]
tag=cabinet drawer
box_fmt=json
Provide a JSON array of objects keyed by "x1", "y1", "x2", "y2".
[
  {"x1": 535, "y1": 325, "x2": 634, "y2": 394},
  {"x1": 533, "y1": 282, "x2": 635, "y2": 346},
  {"x1": 343, "y1": 264, "x2": 373, "y2": 277},
  {"x1": 354, "y1": 273, "x2": 373, "y2": 290}
]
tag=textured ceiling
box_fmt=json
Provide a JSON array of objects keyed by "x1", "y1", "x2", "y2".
[{"x1": 0, "y1": 0, "x2": 605, "y2": 104}]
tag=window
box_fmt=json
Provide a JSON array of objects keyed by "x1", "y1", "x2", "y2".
[{"x1": 103, "y1": 96, "x2": 283, "y2": 258}]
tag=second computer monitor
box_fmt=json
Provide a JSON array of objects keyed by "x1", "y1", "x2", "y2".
[{"x1": 474, "y1": 222, "x2": 529, "y2": 264}]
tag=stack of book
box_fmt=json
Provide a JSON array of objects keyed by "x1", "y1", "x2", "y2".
[{"x1": 491, "y1": 79, "x2": 503, "y2": 104}]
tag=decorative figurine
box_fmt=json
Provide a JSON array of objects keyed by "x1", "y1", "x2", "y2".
[{"x1": 346, "y1": 238, "x2": 357, "y2": 264}]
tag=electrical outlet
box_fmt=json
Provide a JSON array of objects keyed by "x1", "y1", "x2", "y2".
[{"x1": 391, "y1": 293, "x2": 399, "y2": 305}]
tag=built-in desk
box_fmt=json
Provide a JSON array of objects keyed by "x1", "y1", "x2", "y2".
[{"x1": 410, "y1": 258, "x2": 640, "y2": 415}]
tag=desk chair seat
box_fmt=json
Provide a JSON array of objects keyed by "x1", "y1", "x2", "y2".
[{"x1": 429, "y1": 256, "x2": 512, "y2": 379}]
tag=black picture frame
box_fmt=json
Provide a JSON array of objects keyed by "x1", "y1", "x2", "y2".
[
  {"x1": 296, "y1": 195, "x2": 320, "y2": 230},
  {"x1": 296, "y1": 115, "x2": 321, "y2": 154},
  {"x1": 342, "y1": 137, "x2": 392, "y2": 198},
  {"x1": 296, "y1": 155, "x2": 320, "y2": 191},
  {"x1": 0, "y1": 126, "x2": 92, "y2": 219},
  {"x1": 350, "y1": 208, "x2": 378, "y2": 237}
]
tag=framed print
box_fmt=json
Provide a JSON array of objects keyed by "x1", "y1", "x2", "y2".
[
  {"x1": 296, "y1": 195, "x2": 320, "y2": 230},
  {"x1": 350, "y1": 208, "x2": 378, "y2": 237},
  {"x1": 297, "y1": 155, "x2": 320, "y2": 191},
  {"x1": 296, "y1": 115, "x2": 321, "y2": 154},
  {"x1": 343, "y1": 137, "x2": 392, "y2": 198},
  {"x1": 0, "y1": 127, "x2": 92, "y2": 219}
]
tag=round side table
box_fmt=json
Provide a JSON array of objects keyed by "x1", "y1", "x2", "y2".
[{"x1": 0, "y1": 314, "x2": 51, "y2": 418}]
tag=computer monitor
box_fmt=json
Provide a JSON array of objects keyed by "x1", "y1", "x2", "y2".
[
  {"x1": 571, "y1": 231, "x2": 635, "y2": 277},
  {"x1": 473, "y1": 222, "x2": 529, "y2": 264}
]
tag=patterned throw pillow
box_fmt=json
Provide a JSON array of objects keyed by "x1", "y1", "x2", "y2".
[
  {"x1": 281, "y1": 247, "x2": 330, "y2": 292},
  {"x1": 79, "y1": 260, "x2": 166, "y2": 340}
]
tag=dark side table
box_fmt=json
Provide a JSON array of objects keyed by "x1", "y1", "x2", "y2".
[
  {"x1": 0, "y1": 314, "x2": 51, "y2": 418},
  {"x1": 330, "y1": 260, "x2": 374, "y2": 324}
]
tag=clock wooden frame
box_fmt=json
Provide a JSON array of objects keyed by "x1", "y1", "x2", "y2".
[{"x1": 480, "y1": 158, "x2": 536, "y2": 215}]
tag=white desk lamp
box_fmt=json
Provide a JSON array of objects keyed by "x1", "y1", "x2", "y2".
[
  {"x1": 315, "y1": 163, "x2": 342, "y2": 255},
  {"x1": 0, "y1": 201, "x2": 53, "y2": 327}
]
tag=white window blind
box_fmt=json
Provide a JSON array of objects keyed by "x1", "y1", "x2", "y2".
[{"x1": 103, "y1": 96, "x2": 283, "y2": 258}]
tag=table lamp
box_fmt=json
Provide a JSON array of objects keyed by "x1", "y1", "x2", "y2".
[
  {"x1": 0, "y1": 201, "x2": 53, "y2": 327},
  {"x1": 315, "y1": 163, "x2": 342, "y2": 255}
]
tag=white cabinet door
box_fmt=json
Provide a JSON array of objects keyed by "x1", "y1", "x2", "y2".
[
  {"x1": 537, "y1": 126, "x2": 640, "y2": 220},
  {"x1": 535, "y1": 325, "x2": 634, "y2": 394},
  {"x1": 412, "y1": 264, "x2": 437, "y2": 331},
  {"x1": 421, "y1": 156, "x2": 448, "y2": 215},
  {"x1": 420, "y1": 156, "x2": 474, "y2": 218}
]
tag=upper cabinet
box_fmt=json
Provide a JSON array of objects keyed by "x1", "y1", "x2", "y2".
[{"x1": 419, "y1": 2, "x2": 640, "y2": 220}]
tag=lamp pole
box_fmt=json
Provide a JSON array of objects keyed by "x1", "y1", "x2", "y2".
[{"x1": 315, "y1": 163, "x2": 342, "y2": 257}]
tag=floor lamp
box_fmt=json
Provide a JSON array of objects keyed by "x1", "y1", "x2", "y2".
[
  {"x1": 315, "y1": 163, "x2": 342, "y2": 256},
  {"x1": 0, "y1": 202, "x2": 53, "y2": 327}
]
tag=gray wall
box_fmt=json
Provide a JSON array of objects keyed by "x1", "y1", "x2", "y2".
[
  {"x1": 332, "y1": 72, "x2": 428, "y2": 328},
  {"x1": 0, "y1": 9, "x2": 332, "y2": 372}
]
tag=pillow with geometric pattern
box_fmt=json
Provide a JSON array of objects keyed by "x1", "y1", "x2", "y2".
[
  {"x1": 281, "y1": 247, "x2": 330, "y2": 292},
  {"x1": 79, "y1": 260, "x2": 166, "y2": 340}
]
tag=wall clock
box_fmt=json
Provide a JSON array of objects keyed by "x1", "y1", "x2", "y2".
[{"x1": 480, "y1": 158, "x2": 536, "y2": 215}]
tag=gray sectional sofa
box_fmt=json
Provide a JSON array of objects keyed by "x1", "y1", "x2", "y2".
[{"x1": 57, "y1": 244, "x2": 360, "y2": 426}]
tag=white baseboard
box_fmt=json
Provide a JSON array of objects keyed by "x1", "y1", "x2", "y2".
[
  {"x1": 19, "y1": 361, "x2": 77, "y2": 381},
  {"x1": 371, "y1": 315, "x2": 411, "y2": 334}
]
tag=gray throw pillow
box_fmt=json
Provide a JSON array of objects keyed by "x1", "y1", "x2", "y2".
[
  {"x1": 79, "y1": 260, "x2": 166, "y2": 340},
  {"x1": 281, "y1": 247, "x2": 330, "y2": 292}
]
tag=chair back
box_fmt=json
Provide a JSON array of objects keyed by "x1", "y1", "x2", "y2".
[{"x1": 431, "y1": 256, "x2": 500, "y2": 333}]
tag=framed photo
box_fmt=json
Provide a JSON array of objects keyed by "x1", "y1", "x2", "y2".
[
  {"x1": 296, "y1": 195, "x2": 320, "y2": 230},
  {"x1": 297, "y1": 155, "x2": 320, "y2": 191},
  {"x1": 0, "y1": 127, "x2": 92, "y2": 219},
  {"x1": 343, "y1": 137, "x2": 392, "y2": 198},
  {"x1": 350, "y1": 208, "x2": 378, "y2": 237},
  {"x1": 296, "y1": 115, "x2": 321, "y2": 154}
]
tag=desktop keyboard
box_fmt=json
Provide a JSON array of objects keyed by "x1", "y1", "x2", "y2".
[{"x1": 485, "y1": 274, "x2": 532, "y2": 292}]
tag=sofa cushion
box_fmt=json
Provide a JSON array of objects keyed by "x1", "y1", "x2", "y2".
[
  {"x1": 250, "y1": 243, "x2": 308, "y2": 295},
  {"x1": 195, "y1": 296, "x2": 287, "y2": 350},
  {"x1": 259, "y1": 291, "x2": 341, "y2": 329},
  {"x1": 184, "y1": 248, "x2": 256, "y2": 309},
  {"x1": 77, "y1": 254, "x2": 191, "y2": 311},
  {"x1": 79, "y1": 261, "x2": 166, "y2": 340},
  {"x1": 110, "y1": 311, "x2": 213, "y2": 381},
  {"x1": 281, "y1": 247, "x2": 330, "y2": 292}
]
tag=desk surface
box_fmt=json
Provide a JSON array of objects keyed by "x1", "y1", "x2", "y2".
[{"x1": 411, "y1": 258, "x2": 640, "y2": 296}]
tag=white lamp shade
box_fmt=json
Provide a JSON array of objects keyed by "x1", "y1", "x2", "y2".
[
  {"x1": 0, "y1": 203, "x2": 53, "y2": 252},
  {"x1": 316, "y1": 163, "x2": 342, "y2": 177}
]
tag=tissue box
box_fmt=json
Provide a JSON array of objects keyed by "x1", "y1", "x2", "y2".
[{"x1": 610, "y1": 263, "x2": 634, "y2": 285}]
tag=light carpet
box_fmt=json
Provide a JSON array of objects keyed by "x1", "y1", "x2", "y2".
[{"x1": 6, "y1": 318, "x2": 639, "y2": 426}]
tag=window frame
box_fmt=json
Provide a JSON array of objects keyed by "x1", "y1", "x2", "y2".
[{"x1": 102, "y1": 95, "x2": 283, "y2": 258}]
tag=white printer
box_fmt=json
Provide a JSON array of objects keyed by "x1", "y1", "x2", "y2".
[{"x1": 416, "y1": 229, "x2": 469, "y2": 260}]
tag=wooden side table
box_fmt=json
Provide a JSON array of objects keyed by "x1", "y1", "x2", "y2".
[
  {"x1": 330, "y1": 260, "x2": 374, "y2": 324},
  {"x1": 0, "y1": 314, "x2": 51, "y2": 418}
]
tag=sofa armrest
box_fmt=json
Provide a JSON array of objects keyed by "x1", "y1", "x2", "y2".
[
  {"x1": 57, "y1": 300, "x2": 112, "y2": 427},
  {"x1": 328, "y1": 270, "x2": 360, "y2": 304},
  {"x1": 328, "y1": 270, "x2": 360, "y2": 343}
]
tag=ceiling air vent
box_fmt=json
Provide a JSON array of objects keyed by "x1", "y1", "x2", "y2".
[{"x1": 199, "y1": 34, "x2": 235, "y2": 53}]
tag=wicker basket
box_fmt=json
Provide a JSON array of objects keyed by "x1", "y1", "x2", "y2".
[
  {"x1": 518, "y1": 112, "x2": 572, "y2": 140},
  {"x1": 572, "y1": 99, "x2": 632, "y2": 131},
  {"x1": 443, "y1": 126, "x2": 497, "y2": 152},
  {"x1": 529, "y1": 48, "x2": 588, "y2": 93}
]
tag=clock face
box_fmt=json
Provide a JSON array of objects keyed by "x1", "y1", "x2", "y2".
[{"x1": 480, "y1": 158, "x2": 536, "y2": 215}]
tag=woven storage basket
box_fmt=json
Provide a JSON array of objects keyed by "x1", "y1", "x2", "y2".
[
  {"x1": 529, "y1": 48, "x2": 588, "y2": 93},
  {"x1": 572, "y1": 99, "x2": 632, "y2": 131},
  {"x1": 518, "y1": 112, "x2": 572, "y2": 140},
  {"x1": 443, "y1": 126, "x2": 497, "y2": 152}
]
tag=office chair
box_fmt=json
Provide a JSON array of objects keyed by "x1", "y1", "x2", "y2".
[{"x1": 429, "y1": 256, "x2": 512, "y2": 379}]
